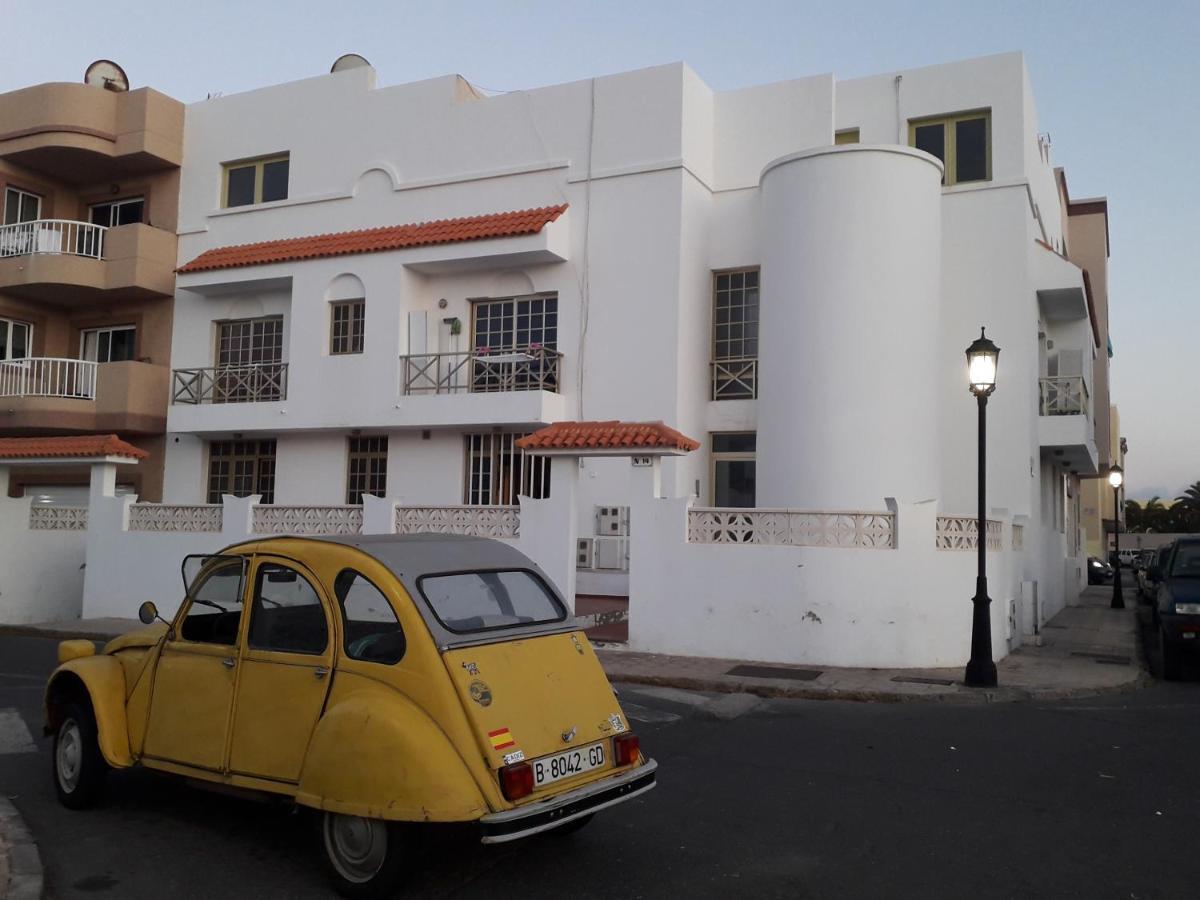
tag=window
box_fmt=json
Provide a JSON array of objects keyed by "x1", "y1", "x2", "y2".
[
  {"x1": 179, "y1": 557, "x2": 247, "y2": 645},
  {"x1": 712, "y1": 432, "x2": 756, "y2": 507},
  {"x1": 247, "y1": 563, "x2": 328, "y2": 655},
  {"x1": 419, "y1": 569, "x2": 566, "y2": 634},
  {"x1": 465, "y1": 433, "x2": 550, "y2": 505},
  {"x1": 1170, "y1": 543, "x2": 1200, "y2": 577},
  {"x1": 207, "y1": 440, "x2": 277, "y2": 504},
  {"x1": 346, "y1": 436, "x2": 387, "y2": 504},
  {"x1": 216, "y1": 316, "x2": 285, "y2": 402},
  {"x1": 330, "y1": 300, "x2": 364, "y2": 355},
  {"x1": 333, "y1": 569, "x2": 406, "y2": 664},
  {"x1": 222, "y1": 154, "x2": 289, "y2": 208},
  {"x1": 0, "y1": 317, "x2": 32, "y2": 361},
  {"x1": 835, "y1": 128, "x2": 860, "y2": 145},
  {"x1": 80, "y1": 325, "x2": 136, "y2": 363},
  {"x1": 908, "y1": 110, "x2": 991, "y2": 186},
  {"x1": 3, "y1": 187, "x2": 40, "y2": 225},
  {"x1": 89, "y1": 197, "x2": 144, "y2": 228},
  {"x1": 471, "y1": 294, "x2": 558, "y2": 392},
  {"x1": 711, "y1": 268, "x2": 759, "y2": 400}
]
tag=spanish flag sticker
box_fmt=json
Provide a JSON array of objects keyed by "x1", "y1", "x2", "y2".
[{"x1": 488, "y1": 728, "x2": 515, "y2": 751}]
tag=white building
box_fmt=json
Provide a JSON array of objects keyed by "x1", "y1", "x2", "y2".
[{"x1": 149, "y1": 51, "x2": 1112, "y2": 661}]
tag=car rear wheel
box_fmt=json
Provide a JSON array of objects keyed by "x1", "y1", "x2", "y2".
[
  {"x1": 321, "y1": 812, "x2": 409, "y2": 898},
  {"x1": 1160, "y1": 628, "x2": 1183, "y2": 681},
  {"x1": 52, "y1": 701, "x2": 107, "y2": 809}
]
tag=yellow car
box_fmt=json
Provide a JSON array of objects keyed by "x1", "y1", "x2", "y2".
[{"x1": 45, "y1": 534, "x2": 656, "y2": 897}]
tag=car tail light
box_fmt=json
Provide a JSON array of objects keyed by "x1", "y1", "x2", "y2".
[
  {"x1": 499, "y1": 762, "x2": 534, "y2": 801},
  {"x1": 613, "y1": 732, "x2": 640, "y2": 767}
]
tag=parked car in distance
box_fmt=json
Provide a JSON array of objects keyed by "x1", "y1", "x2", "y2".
[
  {"x1": 1154, "y1": 538, "x2": 1200, "y2": 680},
  {"x1": 1139, "y1": 544, "x2": 1174, "y2": 603},
  {"x1": 44, "y1": 534, "x2": 656, "y2": 897},
  {"x1": 1087, "y1": 556, "x2": 1114, "y2": 584}
]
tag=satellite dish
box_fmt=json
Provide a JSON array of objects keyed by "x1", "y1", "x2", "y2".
[
  {"x1": 331, "y1": 53, "x2": 371, "y2": 74},
  {"x1": 84, "y1": 59, "x2": 129, "y2": 92}
]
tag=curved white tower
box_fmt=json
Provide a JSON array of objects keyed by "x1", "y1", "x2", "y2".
[{"x1": 756, "y1": 145, "x2": 944, "y2": 509}]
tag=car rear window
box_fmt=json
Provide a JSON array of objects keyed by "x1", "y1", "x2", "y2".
[
  {"x1": 1170, "y1": 544, "x2": 1200, "y2": 577},
  {"x1": 418, "y1": 570, "x2": 566, "y2": 634}
]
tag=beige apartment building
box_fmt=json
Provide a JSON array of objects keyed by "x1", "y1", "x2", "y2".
[{"x1": 0, "y1": 67, "x2": 182, "y2": 500}]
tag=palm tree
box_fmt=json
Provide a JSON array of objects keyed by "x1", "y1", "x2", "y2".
[
  {"x1": 1175, "y1": 482, "x2": 1200, "y2": 510},
  {"x1": 1173, "y1": 483, "x2": 1200, "y2": 532}
]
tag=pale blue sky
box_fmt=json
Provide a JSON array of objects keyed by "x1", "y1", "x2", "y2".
[{"x1": 7, "y1": 0, "x2": 1194, "y2": 500}]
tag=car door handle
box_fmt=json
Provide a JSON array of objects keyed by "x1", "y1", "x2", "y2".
[
  {"x1": 221, "y1": 657, "x2": 236, "y2": 669},
  {"x1": 314, "y1": 667, "x2": 330, "y2": 680}
]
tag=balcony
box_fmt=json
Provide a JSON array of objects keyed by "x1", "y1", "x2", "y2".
[
  {"x1": 711, "y1": 358, "x2": 757, "y2": 400},
  {"x1": 1038, "y1": 376, "x2": 1098, "y2": 475},
  {"x1": 0, "y1": 358, "x2": 168, "y2": 435},
  {"x1": 0, "y1": 220, "x2": 176, "y2": 304},
  {"x1": 172, "y1": 364, "x2": 289, "y2": 405},
  {"x1": 401, "y1": 347, "x2": 562, "y2": 396},
  {"x1": 0, "y1": 84, "x2": 183, "y2": 183}
]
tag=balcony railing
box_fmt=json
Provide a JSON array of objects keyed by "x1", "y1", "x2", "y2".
[
  {"x1": 711, "y1": 358, "x2": 757, "y2": 400},
  {"x1": 172, "y1": 363, "x2": 288, "y2": 405},
  {"x1": 1039, "y1": 376, "x2": 1089, "y2": 417},
  {"x1": 0, "y1": 220, "x2": 106, "y2": 260},
  {"x1": 0, "y1": 357, "x2": 98, "y2": 399},
  {"x1": 400, "y1": 347, "x2": 562, "y2": 395}
]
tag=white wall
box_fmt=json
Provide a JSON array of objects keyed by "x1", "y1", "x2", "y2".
[{"x1": 0, "y1": 491, "x2": 86, "y2": 625}]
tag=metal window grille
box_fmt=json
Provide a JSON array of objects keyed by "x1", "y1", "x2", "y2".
[
  {"x1": 464, "y1": 433, "x2": 550, "y2": 505},
  {"x1": 330, "y1": 300, "x2": 365, "y2": 355},
  {"x1": 711, "y1": 269, "x2": 759, "y2": 399},
  {"x1": 207, "y1": 439, "x2": 277, "y2": 504},
  {"x1": 346, "y1": 436, "x2": 388, "y2": 504}
]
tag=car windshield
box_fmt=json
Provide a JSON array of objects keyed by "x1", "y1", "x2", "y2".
[
  {"x1": 419, "y1": 570, "x2": 566, "y2": 634},
  {"x1": 1169, "y1": 544, "x2": 1200, "y2": 578}
]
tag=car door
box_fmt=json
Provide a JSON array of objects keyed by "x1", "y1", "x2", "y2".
[
  {"x1": 227, "y1": 557, "x2": 335, "y2": 782},
  {"x1": 143, "y1": 556, "x2": 249, "y2": 772}
]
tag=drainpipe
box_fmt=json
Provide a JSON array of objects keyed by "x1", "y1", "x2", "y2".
[{"x1": 894, "y1": 75, "x2": 903, "y2": 143}]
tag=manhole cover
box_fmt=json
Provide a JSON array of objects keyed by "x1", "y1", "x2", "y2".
[
  {"x1": 726, "y1": 664, "x2": 822, "y2": 681},
  {"x1": 1070, "y1": 652, "x2": 1131, "y2": 665},
  {"x1": 890, "y1": 676, "x2": 956, "y2": 686}
]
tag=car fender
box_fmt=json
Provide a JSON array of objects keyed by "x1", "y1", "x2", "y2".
[
  {"x1": 296, "y1": 680, "x2": 488, "y2": 822},
  {"x1": 44, "y1": 656, "x2": 133, "y2": 768}
]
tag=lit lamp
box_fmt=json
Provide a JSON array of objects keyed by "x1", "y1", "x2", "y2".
[
  {"x1": 1109, "y1": 464, "x2": 1125, "y2": 609},
  {"x1": 964, "y1": 328, "x2": 1000, "y2": 688}
]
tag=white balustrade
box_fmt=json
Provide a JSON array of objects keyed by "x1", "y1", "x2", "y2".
[
  {"x1": 935, "y1": 516, "x2": 1003, "y2": 551},
  {"x1": 395, "y1": 505, "x2": 520, "y2": 538},
  {"x1": 0, "y1": 219, "x2": 106, "y2": 260},
  {"x1": 0, "y1": 358, "x2": 98, "y2": 399},
  {"x1": 687, "y1": 508, "x2": 895, "y2": 548},
  {"x1": 129, "y1": 504, "x2": 223, "y2": 533},
  {"x1": 252, "y1": 505, "x2": 363, "y2": 535},
  {"x1": 29, "y1": 506, "x2": 88, "y2": 530}
]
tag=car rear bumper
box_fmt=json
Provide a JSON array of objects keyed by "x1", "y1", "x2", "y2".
[
  {"x1": 478, "y1": 758, "x2": 657, "y2": 843},
  {"x1": 1160, "y1": 614, "x2": 1200, "y2": 645}
]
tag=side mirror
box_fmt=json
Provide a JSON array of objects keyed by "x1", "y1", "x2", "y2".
[{"x1": 138, "y1": 601, "x2": 159, "y2": 625}]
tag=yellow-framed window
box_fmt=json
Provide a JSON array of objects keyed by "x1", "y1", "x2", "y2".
[
  {"x1": 834, "y1": 128, "x2": 860, "y2": 145},
  {"x1": 908, "y1": 110, "x2": 991, "y2": 186},
  {"x1": 221, "y1": 154, "x2": 290, "y2": 208}
]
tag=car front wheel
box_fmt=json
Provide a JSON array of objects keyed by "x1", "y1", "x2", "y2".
[
  {"x1": 53, "y1": 701, "x2": 107, "y2": 809},
  {"x1": 321, "y1": 812, "x2": 409, "y2": 898}
]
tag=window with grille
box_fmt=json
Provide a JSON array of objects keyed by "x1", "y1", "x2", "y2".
[
  {"x1": 464, "y1": 433, "x2": 550, "y2": 505},
  {"x1": 471, "y1": 295, "x2": 558, "y2": 392},
  {"x1": 711, "y1": 269, "x2": 759, "y2": 400},
  {"x1": 207, "y1": 440, "x2": 277, "y2": 504},
  {"x1": 216, "y1": 317, "x2": 285, "y2": 402},
  {"x1": 330, "y1": 300, "x2": 365, "y2": 355},
  {"x1": 346, "y1": 436, "x2": 387, "y2": 504}
]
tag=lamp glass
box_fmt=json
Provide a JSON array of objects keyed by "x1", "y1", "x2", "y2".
[
  {"x1": 968, "y1": 353, "x2": 997, "y2": 390},
  {"x1": 1108, "y1": 467, "x2": 1124, "y2": 489}
]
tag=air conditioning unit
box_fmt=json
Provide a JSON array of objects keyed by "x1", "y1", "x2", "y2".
[
  {"x1": 595, "y1": 505, "x2": 630, "y2": 537},
  {"x1": 576, "y1": 538, "x2": 594, "y2": 569}
]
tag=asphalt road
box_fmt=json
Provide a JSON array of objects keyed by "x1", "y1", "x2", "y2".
[{"x1": 3, "y1": 629, "x2": 1200, "y2": 899}]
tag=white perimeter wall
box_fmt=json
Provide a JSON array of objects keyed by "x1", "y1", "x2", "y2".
[{"x1": 0, "y1": 493, "x2": 86, "y2": 625}]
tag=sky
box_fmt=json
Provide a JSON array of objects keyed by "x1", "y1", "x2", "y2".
[{"x1": 5, "y1": 0, "x2": 1195, "y2": 500}]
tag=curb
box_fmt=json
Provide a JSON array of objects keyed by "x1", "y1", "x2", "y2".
[
  {"x1": 0, "y1": 798, "x2": 44, "y2": 900},
  {"x1": 0, "y1": 625, "x2": 116, "y2": 643}
]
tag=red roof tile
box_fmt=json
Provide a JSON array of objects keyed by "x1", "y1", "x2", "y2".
[
  {"x1": 178, "y1": 204, "x2": 568, "y2": 274},
  {"x1": 0, "y1": 434, "x2": 148, "y2": 460},
  {"x1": 516, "y1": 421, "x2": 700, "y2": 453}
]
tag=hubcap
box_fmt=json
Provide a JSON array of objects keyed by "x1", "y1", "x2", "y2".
[
  {"x1": 323, "y1": 813, "x2": 388, "y2": 884},
  {"x1": 57, "y1": 718, "x2": 82, "y2": 792}
]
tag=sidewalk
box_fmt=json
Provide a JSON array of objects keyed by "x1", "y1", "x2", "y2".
[{"x1": 1, "y1": 585, "x2": 1147, "y2": 705}]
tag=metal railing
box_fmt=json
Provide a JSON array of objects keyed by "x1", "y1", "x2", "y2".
[
  {"x1": 0, "y1": 219, "x2": 106, "y2": 259},
  {"x1": 711, "y1": 358, "x2": 757, "y2": 400},
  {"x1": 688, "y1": 508, "x2": 896, "y2": 549},
  {"x1": 1039, "y1": 376, "x2": 1089, "y2": 417},
  {"x1": 0, "y1": 357, "x2": 98, "y2": 399},
  {"x1": 172, "y1": 363, "x2": 288, "y2": 404},
  {"x1": 400, "y1": 347, "x2": 562, "y2": 395}
]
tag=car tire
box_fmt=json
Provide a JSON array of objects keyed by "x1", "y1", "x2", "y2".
[
  {"x1": 1160, "y1": 628, "x2": 1183, "y2": 682},
  {"x1": 321, "y1": 812, "x2": 410, "y2": 898},
  {"x1": 52, "y1": 700, "x2": 107, "y2": 809},
  {"x1": 548, "y1": 813, "x2": 595, "y2": 836}
]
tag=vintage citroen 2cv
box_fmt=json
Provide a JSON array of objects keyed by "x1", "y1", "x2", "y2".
[{"x1": 45, "y1": 534, "x2": 656, "y2": 896}]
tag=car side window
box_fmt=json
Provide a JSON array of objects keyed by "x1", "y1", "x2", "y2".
[
  {"x1": 247, "y1": 563, "x2": 328, "y2": 655},
  {"x1": 333, "y1": 569, "x2": 406, "y2": 665},
  {"x1": 180, "y1": 562, "x2": 246, "y2": 645}
]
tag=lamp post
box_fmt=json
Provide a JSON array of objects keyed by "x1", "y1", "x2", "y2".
[
  {"x1": 1109, "y1": 464, "x2": 1124, "y2": 609},
  {"x1": 964, "y1": 328, "x2": 1000, "y2": 688}
]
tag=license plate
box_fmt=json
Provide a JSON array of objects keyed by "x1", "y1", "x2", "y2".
[{"x1": 532, "y1": 741, "x2": 607, "y2": 788}]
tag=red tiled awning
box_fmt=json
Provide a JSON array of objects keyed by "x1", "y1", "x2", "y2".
[
  {"x1": 177, "y1": 204, "x2": 568, "y2": 274},
  {"x1": 516, "y1": 421, "x2": 700, "y2": 455},
  {"x1": 0, "y1": 434, "x2": 148, "y2": 461}
]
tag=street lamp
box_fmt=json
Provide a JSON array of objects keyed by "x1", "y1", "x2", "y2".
[
  {"x1": 964, "y1": 328, "x2": 1000, "y2": 688},
  {"x1": 1109, "y1": 464, "x2": 1124, "y2": 609}
]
